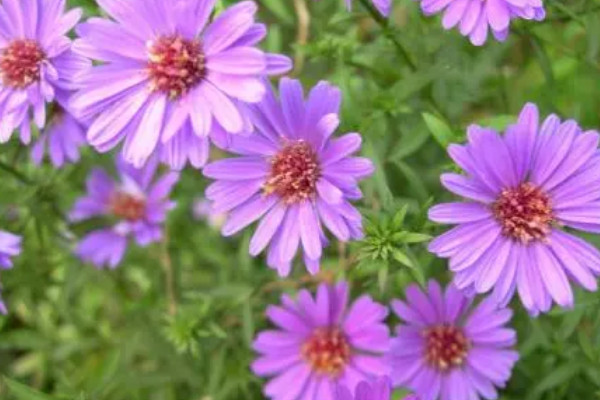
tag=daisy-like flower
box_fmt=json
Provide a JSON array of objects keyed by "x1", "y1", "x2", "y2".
[
  {"x1": 419, "y1": 0, "x2": 544, "y2": 45},
  {"x1": 69, "y1": 158, "x2": 178, "y2": 269},
  {"x1": 252, "y1": 281, "x2": 390, "y2": 400},
  {"x1": 30, "y1": 96, "x2": 86, "y2": 168},
  {"x1": 71, "y1": 0, "x2": 292, "y2": 169},
  {"x1": 203, "y1": 78, "x2": 373, "y2": 276},
  {"x1": 389, "y1": 280, "x2": 518, "y2": 400},
  {"x1": 429, "y1": 103, "x2": 600, "y2": 315},
  {"x1": 0, "y1": 0, "x2": 86, "y2": 143},
  {"x1": 0, "y1": 231, "x2": 21, "y2": 314}
]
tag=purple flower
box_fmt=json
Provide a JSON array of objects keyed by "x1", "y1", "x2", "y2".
[
  {"x1": 252, "y1": 281, "x2": 390, "y2": 400},
  {"x1": 428, "y1": 103, "x2": 600, "y2": 315},
  {"x1": 389, "y1": 280, "x2": 518, "y2": 400},
  {"x1": 31, "y1": 101, "x2": 86, "y2": 167},
  {"x1": 0, "y1": 0, "x2": 87, "y2": 143},
  {"x1": 336, "y1": 377, "x2": 392, "y2": 400},
  {"x1": 71, "y1": 0, "x2": 292, "y2": 169},
  {"x1": 0, "y1": 231, "x2": 21, "y2": 314},
  {"x1": 419, "y1": 0, "x2": 544, "y2": 45},
  {"x1": 203, "y1": 78, "x2": 373, "y2": 277},
  {"x1": 69, "y1": 158, "x2": 178, "y2": 268}
]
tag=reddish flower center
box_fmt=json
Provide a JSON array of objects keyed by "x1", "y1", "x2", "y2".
[
  {"x1": 110, "y1": 192, "x2": 146, "y2": 221},
  {"x1": 0, "y1": 39, "x2": 45, "y2": 89},
  {"x1": 424, "y1": 325, "x2": 470, "y2": 372},
  {"x1": 301, "y1": 327, "x2": 351, "y2": 376},
  {"x1": 492, "y1": 182, "x2": 554, "y2": 244},
  {"x1": 147, "y1": 35, "x2": 206, "y2": 99},
  {"x1": 264, "y1": 140, "x2": 321, "y2": 204}
]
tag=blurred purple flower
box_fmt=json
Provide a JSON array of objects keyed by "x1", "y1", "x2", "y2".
[
  {"x1": 69, "y1": 158, "x2": 178, "y2": 269},
  {"x1": 419, "y1": 0, "x2": 544, "y2": 45},
  {"x1": 0, "y1": 231, "x2": 21, "y2": 314},
  {"x1": 203, "y1": 78, "x2": 373, "y2": 277},
  {"x1": 31, "y1": 102, "x2": 86, "y2": 167},
  {"x1": 389, "y1": 280, "x2": 518, "y2": 400},
  {"x1": 429, "y1": 103, "x2": 600, "y2": 315},
  {"x1": 71, "y1": 0, "x2": 292, "y2": 169},
  {"x1": 252, "y1": 281, "x2": 390, "y2": 400},
  {"x1": 0, "y1": 0, "x2": 88, "y2": 143},
  {"x1": 336, "y1": 377, "x2": 392, "y2": 400}
]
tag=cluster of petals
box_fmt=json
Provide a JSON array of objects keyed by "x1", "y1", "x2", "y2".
[
  {"x1": 203, "y1": 78, "x2": 373, "y2": 276},
  {"x1": 418, "y1": 0, "x2": 545, "y2": 45},
  {"x1": 252, "y1": 281, "x2": 390, "y2": 400},
  {"x1": 70, "y1": 0, "x2": 291, "y2": 169},
  {"x1": 429, "y1": 103, "x2": 600, "y2": 315},
  {"x1": 69, "y1": 157, "x2": 178, "y2": 269},
  {"x1": 389, "y1": 280, "x2": 518, "y2": 400},
  {"x1": 0, "y1": 0, "x2": 88, "y2": 143},
  {"x1": 0, "y1": 231, "x2": 21, "y2": 314}
]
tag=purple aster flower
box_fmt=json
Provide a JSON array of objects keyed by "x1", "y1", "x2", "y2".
[
  {"x1": 428, "y1": 103, "x2": 600, "y2": 315},
  {"x1": 203, "y1": 78, "x2": 373, "y2": 277},
  {"x1": 69, "y1": 157, "x2": 178, "y2": 268},
  {"x1": 30, "y1": 97, "x2": 86, "y2": 168},
  {"x1": 336, "y1": 377, "x2": 393, "y2": 400},
  {"x1": 0, "y1": 0, "x2": 87, "y2": 143},
  {"x1": 0, "y1": 230, "x2": 21, "y2": 314},
  {"x1": 71, "y1": 0, "x2": 292, "y2": 169},
  {"x1": 389, "y1": 280, "x2": 518, "y2": 400},
  {"x1": 419, "y1": 0, "x2": 544, "y2": 45},
  {"x1": 252, "y1": 281, "x2": 390, "y2": 400}
]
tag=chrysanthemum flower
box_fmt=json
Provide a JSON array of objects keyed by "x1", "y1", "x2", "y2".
[
  {"x1": 0, "y1": 231, "x2": 21, "y2": 314},
  {"x1": 203, "y1": 78, "x2": 373, "y2": 276},
  {"x1": 71, "y1": 0, "x2": 292, "y2": 169},
  {"x1": 429, "y1": 103, "x2": 600, "y2": 315},
  {"x1": 0, "y1": 0, "x2": 86, "y2": 143},
  {"x1": 69, "y1": 158, "x2": 178, "y2": 268},
  {"x1": 389, "y1": 280, "x2": 518, "y2": 400},
  {"x1": 252, "y1": 281, "x2": 390, "y2": 400},
  {"x1": 419, "y1": 0, "x2": 544, "y2": 45}
]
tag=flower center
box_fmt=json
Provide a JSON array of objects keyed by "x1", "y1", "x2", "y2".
[
  {"x1": 264, "y1": 140, "x2": 321, "y2": 204},
  {"x1": 147, "y1": 35, "x2": 206, "y2": 99},
  {"x1": 301, "y1": 327, "x2": 351, "y2": 376},
  {"x1": 110, "y1": 192, "x2": 146, "y2": 221},
  {"x1": 492, "y1": 182, "x2": 554, "y2": 244},
  {"x1": 424, "y1": 325, "x2": 470, "y2": 372},
  {"x1": 0, "y1": 39, "x2": 45, "y2": 89}
]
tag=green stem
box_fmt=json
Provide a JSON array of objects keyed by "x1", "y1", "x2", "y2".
[
  {"x1": 0, "y1": 160, "x2": 33, "y2": 185},
  {"x1": 357, "y1": 0, "x2": 417, "y2": 71}
]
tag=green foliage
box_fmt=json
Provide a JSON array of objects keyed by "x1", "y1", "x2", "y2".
[{"x1": 1, "y1": 0, "x2": 600, "y2": 399}]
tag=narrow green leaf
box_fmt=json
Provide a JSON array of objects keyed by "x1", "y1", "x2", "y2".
[
  {"x1": 2, "y1": 377, "x2": 57, "y2": 400},
  {"x1": 422, "y1": 112, "x2": 454, "y2": 148}
]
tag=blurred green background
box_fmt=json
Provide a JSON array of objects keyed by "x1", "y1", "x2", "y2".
[{"x1": 0, "y1": 0, "x2": 600, "y2": 399}]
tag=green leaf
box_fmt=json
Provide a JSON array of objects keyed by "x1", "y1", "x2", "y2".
[
  {"x1": 532, "y1": 362, "x2": 582, "y2": 394},
  {"x1": 2, "y1": 377, "x2": 58, "y2": 400},
  {"x1": 392, "y1": 249, "x2": 413, "y2": 268},
  {"x1": 422, "y1": 112, "x2": 454, "y2": 148}
]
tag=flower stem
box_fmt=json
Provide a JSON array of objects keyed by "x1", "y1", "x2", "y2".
[{"x1": 160, "y1": 234, "x2": 177, "y2": 316}]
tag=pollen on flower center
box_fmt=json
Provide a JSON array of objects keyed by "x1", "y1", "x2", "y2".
[
  {"x1": 492, "y1": 182, "x2": 554, "y2": 244},
  {"x1": 264, "y1": 140, "x2": 321, "y2": 204},
  {"x1": 424, "y1": 325, "x2": 470, "y2": 371},
  {"x1": 0, "y1": 39, "x2": 45, "y2": 89},
  {"x1": 147, "y1": 35, "x2": 206, "y2": 99},
  {"x1": 301, "y1": 327, "x2": 351, "y2": 376},
  {"x1": 110, "y1": 192, "x2": 146, "y2": 221}
]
